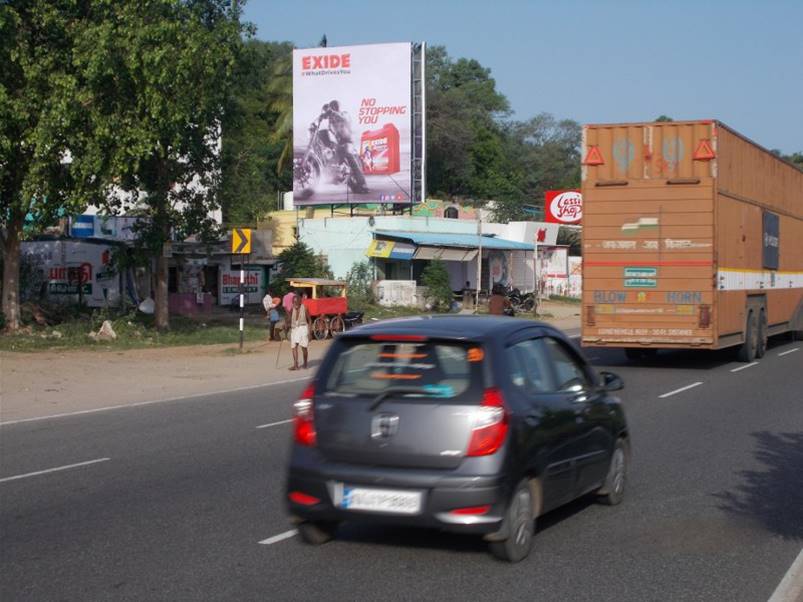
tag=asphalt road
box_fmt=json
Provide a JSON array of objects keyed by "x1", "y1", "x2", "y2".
[{"x1": 2, "y1": 335, "x2": 802, "y2": 601}]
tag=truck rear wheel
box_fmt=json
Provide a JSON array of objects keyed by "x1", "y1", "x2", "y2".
[{"x1": 737, "y1": 312, "x2": 757, "y2": 362}]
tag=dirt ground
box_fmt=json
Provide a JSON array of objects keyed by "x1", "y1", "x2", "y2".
[{"x1": 1, "y1": 303, "x2": 580, "y2": 422}]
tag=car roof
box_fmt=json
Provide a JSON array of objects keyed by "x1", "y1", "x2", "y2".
[{"x1": 341, "y1": 315, "x2": 562, "y2": 342}]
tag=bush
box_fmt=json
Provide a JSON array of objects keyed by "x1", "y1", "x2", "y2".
[
  {"x1": 345, "y1": 261, "x2": 374, "y2": 310},
  {"x1": 272, "y1": 241, "x2": 333, "y2": 296},
  {"x1": 421, "y1": 260, "x2": 453, "y2": 312}
]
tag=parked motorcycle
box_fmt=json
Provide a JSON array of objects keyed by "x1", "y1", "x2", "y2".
[{"x1": 294, "y1": 103, "x2": 368, "y2": 200}]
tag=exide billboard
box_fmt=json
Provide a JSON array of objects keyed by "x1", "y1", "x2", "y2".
[
  {"x1": 292, "y1": 43, "x2": 414, "y2": 206},
  {"x1": 545, "y1": 190, "x2": 582, "y2": 224}
]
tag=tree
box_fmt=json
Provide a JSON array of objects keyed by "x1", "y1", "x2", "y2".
[
  {"x1": 492, "y1": 114, "x2": 581, "y2": 223},
  {"x1": 1, "y1": 1, "x2": 108, "y2": 331},
  {"x1": 220, "y1": 40, "x2": 293, "y2": 225},
  {"x1": 76, "y1": 0, "x2": 244, "y2": 330},
  {"x1": 421, "y1": 260, "x2": 453, "y2": 312},
  {"x1": 345, "y1": 261, "x2": 374, "y2": 310},
  {"x1": 425, "y1": 46, "x2": 510, "y2": 198},
  {"x1": 273, "y1": 241, "x2": 332, "y2": 297},
  {"x1": 655, "y1": 115, "x2": 674, "y2": 122}
]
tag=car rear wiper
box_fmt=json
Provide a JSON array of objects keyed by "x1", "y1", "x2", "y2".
[{"x1": 369, "y1": 387, "x2": 429, "y2": 412}]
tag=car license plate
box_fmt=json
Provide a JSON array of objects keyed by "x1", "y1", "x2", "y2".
[{"x1": 338, "y1": 485, "x2": 422, "y2": 515}]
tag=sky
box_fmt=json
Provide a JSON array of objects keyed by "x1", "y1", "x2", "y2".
[{"x1": 244, "y1": 0, "x2": 803, "y2": 154}]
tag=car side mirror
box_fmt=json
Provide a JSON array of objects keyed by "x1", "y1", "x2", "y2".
[{"x1": 600, "y1": 371, "x2": 624, "y2": 392}]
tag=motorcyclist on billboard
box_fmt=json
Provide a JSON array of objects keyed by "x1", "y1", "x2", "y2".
[{"x1": 315, "y1": 100, "x2": 368, "y2": 193}]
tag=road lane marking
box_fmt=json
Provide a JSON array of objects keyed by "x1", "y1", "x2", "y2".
[
  {"x1": 256, "y1": 419, "x2": 293, "y2": 429},
  {"x1": 0, "y1": 378, "x2": 309, "y2": 427},
  {"x1": 658, "y1": 382, "x2": 704, "y2": 399},
  {"x1": 731, "y1": 362, "x2": 759, "y2": 373},
  {"x1": 258, "y1": 530, "x2": 297, "y2": 545},
  {"x1": 778, "y1": 347, "x2": 799, "y2": 357},
  {"x1": 0, "y1": 458, "x2": 110, "y2": 484},
  {"x1": 768, "y1": 547, "x2": 803, "y2": 602}
]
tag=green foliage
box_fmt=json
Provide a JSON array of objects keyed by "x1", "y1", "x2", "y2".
[
  {"x1": 220, "y1": 40, "x2": 293, "y2": 225},
  {"x1": 72, "y1": 0, "x2": 244, "y2": 329},
  {"x1": 345, "y1": 261, "x2": 374, "y2": 310},
  {"x1": 655, "y1": 115, "x2": 674, "y2": 122},
  {"x1": 424, "y1": 46, "x2": 580, "y2": 222},
  {"x1": 557, "y1": 226, "x2": 582, "y2": 255},
  {"x1": 421, "y1": 260, "x2": 453, "y2": 312},
  {"x1": 272, "y1": 241, "x2": 332, "y2": 296}
]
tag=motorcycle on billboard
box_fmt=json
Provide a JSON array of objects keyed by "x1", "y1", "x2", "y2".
[{"x1": 294, "y1": 101, "x2": 368, "y2": 200}]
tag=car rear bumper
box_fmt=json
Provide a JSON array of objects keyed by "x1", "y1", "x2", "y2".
[{"x1": 286, "y1": 462, "x2": 508, "y2": 535}]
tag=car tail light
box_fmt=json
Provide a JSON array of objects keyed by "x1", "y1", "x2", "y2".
[
  {"x1": 288, "y1": 491, "x2": 320, "y2": 506},
  {"x1": 585, "y1": 305, "x2": 596, "y2": 326},
  {"x1": 450, "y1": 505, "x2": 491, "y2": 516},
  {"x1": 699, "y1": 304, "x2": 711, "y2": 328},
  {"x1": 466, "y1": 388, "x2": 509, "y2": 457},
  {"x1": 293, "y1": 383, "x2": 316, "y2": 446}
]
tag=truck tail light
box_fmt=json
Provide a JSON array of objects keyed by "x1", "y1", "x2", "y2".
[
  {"x1": 699, "y1": 305, "x2": 711, "y2": 328},
  {"x1": 293, "y1": 383, "x2": 316, "y2": 446},
  {"x1": 585, "y1": 305, "x2": 596, "y2": 326},
  {"x1": 466, "y1": 388, "x2": 508, "y2": 457}
]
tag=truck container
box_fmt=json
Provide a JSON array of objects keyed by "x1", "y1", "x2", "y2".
[{"x1": 580, "y1": 120, "x2": 803, "y2": 361}]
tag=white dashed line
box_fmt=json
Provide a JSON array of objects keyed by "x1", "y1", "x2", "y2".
[
  {"x1": 258, "y1": 530, "x2": 298, "y2": 545},
  {"x1": 778, "y1": 347, "x2": 799, "y2": 357},
  {"x1": 256, "y1": 419, "x2": 293, "y2": 429},
  {"x1": 731, "y1": 362, "x2": 759, "y2": 373},
  {"x1": 658, "y1": 382, "x2": 704, "y2": 399},
  {"x1": 0, "y1": 458, "x2": 111, "y2": 484},
  {"x1": 768, "y1": 547, "x2": 803, "y2": 602}
]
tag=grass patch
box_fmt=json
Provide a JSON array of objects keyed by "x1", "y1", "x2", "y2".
[
  {"x1": 0, "y1": 310, "x2": 269, "y2": 353},
  {"x1": 547, "y1": 295, "x2": 581, "y2": 304},
  {"x1": 361, "y1": 304, "x2": 430, "y2": 321}
]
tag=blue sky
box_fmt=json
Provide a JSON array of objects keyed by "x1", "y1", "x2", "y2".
[{"x1": 244, "y1": 0, "x2": 803, "y2": 153}]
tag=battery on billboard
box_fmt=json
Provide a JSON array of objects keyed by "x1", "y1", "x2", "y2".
[{"x1": 292, "y1": 43, "x2": 416, "y2": 206}]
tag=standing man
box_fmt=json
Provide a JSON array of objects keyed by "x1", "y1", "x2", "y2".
[
  {"x1": 488, "y1": 285, "x2": 512, "y2": 316},
  {"x1": 289, "y1": 294, "x2": 312, "y2": 370},
  {"x1": 263, "y1": 290, "x2": 281, "y2": 341}
]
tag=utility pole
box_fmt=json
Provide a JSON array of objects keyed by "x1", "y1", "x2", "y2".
[{"x1": 475, "y1": 215, "x2": 482, "y2": 310}]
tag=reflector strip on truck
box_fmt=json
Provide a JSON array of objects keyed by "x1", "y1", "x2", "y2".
[{"x1": 717, "y1": 269, "x2": 803, "y2": 291}]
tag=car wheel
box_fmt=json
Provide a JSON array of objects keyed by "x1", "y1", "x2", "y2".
[
  {"x1": 598, "y1": 438, "x2": 628, "y2": 506},
  {"x1": 737, "y1": 311, "x2": 757, "y2": 362},
  {"x1": 756, "y1": 310, "x2": 768, "y2": 359},
  {"x1": 488, "y1": 480, "x2": 534, "y2": 563},
  {"x1": 297, "y1": 520, "x2": 338, "y2": 545}
]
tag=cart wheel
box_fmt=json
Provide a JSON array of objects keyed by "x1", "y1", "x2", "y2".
[
  {"x1": 312, "y1": 316, "x2": 328, "y2": 341},
  {"x1": 330, "y1": 315, "x2": 345, "y2": 337}
]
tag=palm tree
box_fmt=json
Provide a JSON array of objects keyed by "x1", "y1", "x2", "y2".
[{"x1": 267, "y1": 54, "x2": 293, "y2": 174}]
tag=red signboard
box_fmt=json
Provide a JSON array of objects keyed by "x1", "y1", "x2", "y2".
[{"x1": 545, "y1": 190, "x2": 582, "y2": 224}]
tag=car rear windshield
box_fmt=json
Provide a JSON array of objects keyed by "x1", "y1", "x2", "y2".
[{"x1": 323, "y1": 339, "x2": 486, "y2": 403}]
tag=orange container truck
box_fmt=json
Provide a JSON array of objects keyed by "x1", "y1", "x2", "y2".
[{"x1": 580, "y1": 120, "x2": 803, "y2": 361}]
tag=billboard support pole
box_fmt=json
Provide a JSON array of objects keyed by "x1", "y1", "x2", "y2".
[{"x1": 420, "y1": 41, "x2": 426, "y2": 207}]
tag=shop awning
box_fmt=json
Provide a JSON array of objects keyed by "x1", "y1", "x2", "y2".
[
  {"x1": 413, "y1": 247, "x2": 479, "y2": 261},
  {"x1": 374, "y1": 230, "x2": 534, "y2": 251}
]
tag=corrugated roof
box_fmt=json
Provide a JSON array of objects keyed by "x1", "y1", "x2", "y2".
[{"x1": 374, "y1": 230, "x2": 534, "y2": 251}]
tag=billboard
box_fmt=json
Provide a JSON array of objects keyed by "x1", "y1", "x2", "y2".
[
  {"x1": 545, "y1": 190, "x2": 582, "y2": 224},
  {"x1": 293, "y1": 43, "x2": 413, "y2": 206}
]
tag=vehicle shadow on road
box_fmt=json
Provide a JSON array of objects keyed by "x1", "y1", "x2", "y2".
[
  {"x1": 335, "y1": 524, "x2": 488, "y2": 556},
  {"x1": 713, "y1": 431, "x2": 803, "y2": 541},
  {"x1": 584, "y1": 334, "x2": 793, "y2": 371},
  {"x1": 332, "y1": 496, "x2": 600, "y2": 557}
]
